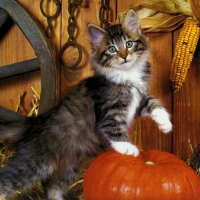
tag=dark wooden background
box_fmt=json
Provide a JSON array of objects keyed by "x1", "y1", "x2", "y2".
[{"x1": 0, "y1": 0, "x2": 200, "y2": 160}]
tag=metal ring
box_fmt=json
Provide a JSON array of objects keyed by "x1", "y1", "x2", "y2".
[
  {"x1": 40, "y1": 0, "x2": 61, "y2": 19},
  {"x1": 60, "y1": 41, "x2": 82, "y2": 71}
]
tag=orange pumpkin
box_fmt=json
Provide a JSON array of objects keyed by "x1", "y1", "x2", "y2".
[{"x1": 83, "y1": 150, "x2": 200, "y2": 200}]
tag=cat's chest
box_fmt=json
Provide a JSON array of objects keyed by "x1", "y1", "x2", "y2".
[{"x1": 126, "y1": 87, "x2": 142, "y2": 125}]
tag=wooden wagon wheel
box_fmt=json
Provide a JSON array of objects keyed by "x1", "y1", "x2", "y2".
[{"x1": 0, "y1": 0, "x2": 57, "y2": 121}]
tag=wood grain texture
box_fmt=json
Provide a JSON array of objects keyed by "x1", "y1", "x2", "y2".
[
  {"x1": 117, "y1": 0, "x2": 172, "y2": 152},
  {"x1": 0, "y1": 16, "x2": 39, "y2": 113},
  {"x1": 0, "y1": 0, "x2": 61, "y2": 114},
  {"x1": 60, "y1": 0, "x2": 116, "y2": 96},
  {"x1": 140, "y1": 33, "x2": 172, "y2": 152},
  {"x1": 172, "y1": 29, "x2": 200, "y2": 159},
  {"x1": 18, "y1": 0, "x2": 61, "y2": 101}
]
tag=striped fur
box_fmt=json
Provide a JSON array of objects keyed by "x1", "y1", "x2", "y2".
[{"x1": 0, "y1": 9, "x2": 172, "y2": 199}]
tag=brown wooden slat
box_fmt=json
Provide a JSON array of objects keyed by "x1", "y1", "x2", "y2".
[
  {"x1": 3, "y1": 0, "x2": 200, "y2": 158},
  {"x1": 0, "y1": 2, "x2": 38, "y2": 114},
  {"x1": 117, "y1": 0, "x2": 173, "y2": 152},
  {"x1": 19, "y1": 0, "x2": 62, "y2": 102},
  {"x1": 0, "y1": 0, "x2": 62, "y2": 120},
  {"x1": 172, "y1": 29, "x2": 200, "y2": 159},
  {"x1": 60, "y1": 0, "x2": 117, "y2": 96},
  {"x1": 140, "y1": 33, "x2": 172, "y2": 152},
  {"x1": 0, "y1": 0, "x2": 57, "y2": 120}
]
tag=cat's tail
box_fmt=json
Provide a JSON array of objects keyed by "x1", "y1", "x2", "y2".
[{"x1": 0, "y1": 120, "x2": 27, "y2": 142}]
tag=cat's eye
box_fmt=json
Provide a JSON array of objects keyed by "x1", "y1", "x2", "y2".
[
  {"x1": 126, "y1": 41, "x2": 133, "y2": 48},
  {"x1": 108, "y1": 46, "x2": 117, "y2": 53}
]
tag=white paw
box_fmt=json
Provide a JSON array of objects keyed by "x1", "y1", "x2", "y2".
[
  {"x1": 47, "y1": 186, "x2": 64, "y2": 200},
  {"x1": 151, "y1": 108, "x2": 172, "y2": 133},
  {"x1": 111, "y1": 141, "x2": 139, "y2": 156}
]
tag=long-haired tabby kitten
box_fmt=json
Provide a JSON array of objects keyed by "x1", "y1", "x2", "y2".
[{"x1": 0, "y1": 10, "x2": 172, "y2": 200}]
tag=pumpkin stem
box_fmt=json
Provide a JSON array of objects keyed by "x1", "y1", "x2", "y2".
[{"x1": 145, "y1": 161, "x2": 156, "y2": 166}]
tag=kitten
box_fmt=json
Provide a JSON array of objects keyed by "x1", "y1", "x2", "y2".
[{"x1": 0, "y1": 10, "x2": 172, "y2": 200}]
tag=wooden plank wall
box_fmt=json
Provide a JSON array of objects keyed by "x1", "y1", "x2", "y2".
[{"x1": 0, "y1": 0, "x2": 199, "y2": 160}]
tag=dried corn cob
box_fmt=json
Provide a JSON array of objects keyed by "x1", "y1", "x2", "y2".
[{"x1": 170, "y1": 18, "x2": 200, "y2": 91}]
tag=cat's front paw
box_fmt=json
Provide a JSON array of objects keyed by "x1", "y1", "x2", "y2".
[
  {"x1": 111, "y1": 141, "x2": 139, "y2": 156},
  {"x1": 151, "y1": 108, "x2": 172, "y2": 133}
]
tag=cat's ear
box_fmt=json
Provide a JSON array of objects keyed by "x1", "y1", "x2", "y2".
[
  {"x1": 88, "y1": 24, "x2": 106, "y2": 46},
  {"x1": 122, "y1": 9, "x2": 141, "y2": 34}
]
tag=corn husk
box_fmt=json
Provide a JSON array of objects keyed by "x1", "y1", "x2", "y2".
[
  {"x1": 134, "y1": 0, "x2": 192, "y2": 15},
  {"x1": 117, "y1": 0, "x2": 200, "y2": 32}
]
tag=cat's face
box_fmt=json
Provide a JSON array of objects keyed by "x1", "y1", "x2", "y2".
[{"x1": 88, "y1": 10, "x2": 148, "y2": 71}]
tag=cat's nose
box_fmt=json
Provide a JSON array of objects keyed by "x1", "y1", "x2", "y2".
[{"x1": 118, "y1": 49, "x2": 128, "y2": 60}]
